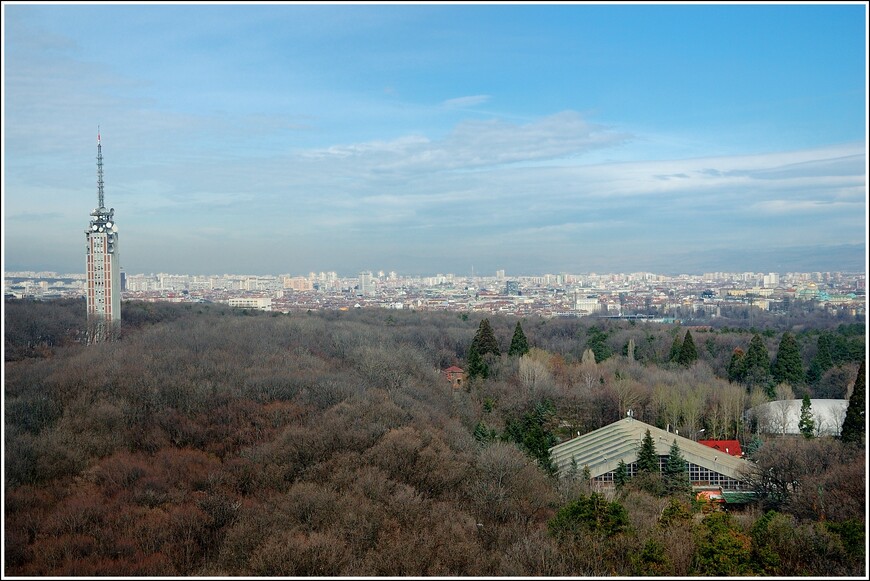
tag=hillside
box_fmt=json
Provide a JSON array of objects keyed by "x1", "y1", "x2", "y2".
[{"x1": 3, "y1": 300, "x2": 865, "y2": 576}]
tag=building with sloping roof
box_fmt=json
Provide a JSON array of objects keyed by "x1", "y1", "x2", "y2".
[{"x1": 549, "y1": 417, "x2": 752, "y2": 490}]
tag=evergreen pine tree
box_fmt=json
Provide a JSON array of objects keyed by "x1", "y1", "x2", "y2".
[
  {"x1": 508, "y1": 321, "x2": 530, "y2": 357},
  {"x1": 727, "y1": 348, "x2": 746, "y2": 383},
  {"x1": 669, "y1": 333, "x2": 683, "y2": 363},
  {"x1": 771, "y1": 332, "x2": 804, "y2": 387},
  {"x1": 742, "y1": 334, "x2": 773, "y2": 395},
  {"x1": 614, "y1": 459, "x2": 629, "y2": 489},
  {"x1": 466, "y1": 340, "x2": 487, "y2": 379},
  {"x1": 637, "y1": 429, "x2": 659, "y2": 474},
  {"x1": 635, "y1": 428, "x2": 663, "y2": 496},
  {"x1": 807, "y1": 333, "x2": 835, "y2": 384},
  {"x1": 503, "y1": 400, "x2": 557, "y2": 473},
  {"x1": 840, "y1": 360, "x2": 865, "y2": 445},
  {"x1": 663, "y1": 440, "x2": 691, "y2": 495},
  {"x1": 744, "y1": 434, "x2": 764, "y2": 458},
  {"x1": 798, "y1": 394, "x2": 815, "y2": 438},
  {"x1": 677, "y1": 330, "x2": 698, "y2": 366},
  {"x1": 473, "y1": 420, "x2": 496, "y2": 444},
  {"x1": 474, "y1": 318, "x2": 501, "y2": 357},
  {"x1": 568, "y1": 457, "x2": 579, "y2": 480},
  {"x1": 587, "y1": 326, "x2": 612, "y2": 363}
]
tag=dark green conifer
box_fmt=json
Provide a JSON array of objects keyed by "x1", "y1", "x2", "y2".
[
  {"x1": 587, "y1": 326, "x2": 612, "y2": 363},
  {"x1": 771, "y1": 332, "x2": 804, "y2": 387},
  {"x1": 466, "y1": 340, "x2": 487, "y2": 379},
  {"x1": 473, "y1": 420, "x2": 496, "y2": 443},
  {"x1": 798, "y1": 394, "x2": 815, "y2": 439},
  {"x1": 742, "y1": 334, "x2": 773, "y2": 395},
  {"x1": 663, "y1": 440, "x2": 691, "y2": 495},
  {"x1": 508, "y1": 321, "x2": 530, "y2": 357},
  {"x1": 614, "y1": 459, "x2": 629, "y2": 489},
  {"x1": 677, "y1": 330, "x2": 698, "y2": 366},
  {"x1": 474, "y1": 318, "x2": 501, "y2": 357},
  {"x1": 840, "y1": 360, "x2": 865, "y2": 445},
  {"x1": 727, "y1": 347, "x2": 746, "y2": 383},
  {"x1": 637, "y1": 429, "x2": 659, "y2": 474},
  {"x1": 807, "y1": 333, "x2": 835, "y2": 384},
  {"x1": 669, "y1": 333, "x2": 683, "y2": 363}
]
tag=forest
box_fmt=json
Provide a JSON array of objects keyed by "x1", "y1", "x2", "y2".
[{"x1": 3, "y1": 298, "x2": 866, "y2": 576}]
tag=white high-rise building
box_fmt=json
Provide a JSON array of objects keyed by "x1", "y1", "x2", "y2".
[
  {"x1": 359, "y1": 271, "x2": 375, "y2": 295},
  {"x1": 85, "y1": 130, "x2": 121, "y2": 341},
  {"x1": 763, "y1": 272, "x2": 780, "y2": 288}
]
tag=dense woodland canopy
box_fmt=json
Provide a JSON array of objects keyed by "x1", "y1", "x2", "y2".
[{"x1": 3, "y1": 298, "x2": 866, "y2": 576}]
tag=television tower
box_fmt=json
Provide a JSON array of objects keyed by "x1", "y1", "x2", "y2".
[{"x1": 85, "y1": 128, "x2": 121, "y2": 341}]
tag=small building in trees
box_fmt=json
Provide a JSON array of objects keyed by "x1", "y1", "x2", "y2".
[
  {"x1": 549, "y1": 418, "x2": 752, "y2": 490},
  {"x1": 443, "y1": 365, "x2": 466, "y2": 390}
]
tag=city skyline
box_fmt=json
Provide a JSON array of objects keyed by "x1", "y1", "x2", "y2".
[{"x1": 3, "y1": 2, "x2": 868, "y2": 276}]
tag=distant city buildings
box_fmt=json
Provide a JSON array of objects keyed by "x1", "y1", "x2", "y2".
[
  {"x1": 763, "y1": 272, "x2": 780, "y2": 288},
  {"x1": 283, "y1": 276, "x2": 313, "y2": 291},
  {"x1": 574, "y1": 294, "x2": 602, "y2": 315},
  {"x1": 358, "y1": 271, "x2": 376, "y2": 296},
  {"x1": 84, "y1": 130, "x2": 121, "y2": 341},
  {"x1": 5, "y1": 269, "x2": 866, "y2": 321},
  {"x1": 227, "y1": 297, "x2": 272, "y2": 311}
]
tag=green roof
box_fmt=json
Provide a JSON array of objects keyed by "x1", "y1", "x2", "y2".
[{"x1": 721, "y1": 491, "x2": 758, "y2": 504}]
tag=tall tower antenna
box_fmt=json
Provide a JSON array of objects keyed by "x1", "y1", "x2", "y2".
[
  {"x1": 97, "y1": 126, "x2": 105, "y2": 209},
  {"x1": 85, "y1": 128, "x2": 120, "y2": 342}
]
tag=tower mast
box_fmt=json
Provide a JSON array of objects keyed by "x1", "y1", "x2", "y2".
[
  {"x1": 85, "y1": 128, "x2": 120, "y2": 342},
  {"x1": 97, "y1": 126, "x2": 105, "y2": 209}
]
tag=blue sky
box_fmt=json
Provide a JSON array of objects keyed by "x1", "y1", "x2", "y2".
[{"x1": 3, "y1": 2, "x2": 867, "y2": 276}]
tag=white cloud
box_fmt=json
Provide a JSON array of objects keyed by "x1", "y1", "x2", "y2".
[
  {"x1": 750, "y1": 200, "x2": 864, "y2": 215},
  {"x1": 304, "y1": 111, "x2": 630, "y2": 174},
  {"x1": 441, "y1": 94, "x2": 491, "y2": 108}
]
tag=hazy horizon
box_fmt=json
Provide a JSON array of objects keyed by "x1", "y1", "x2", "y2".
[
  {"x1": 3, "y1": 3, "x2": 867, "y2": 277},
  {"x1": 4, "y1": 241, "x2": 866, "y2": 280}
]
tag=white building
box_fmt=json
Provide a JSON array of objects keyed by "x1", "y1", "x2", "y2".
[
  {"x1": 746, "y1": 399, "x2": 849, "y2": 436},
  {"x1": 228, "y1": 297, "x2": 272, "y2": 311},
  {"x1": 358, "y1": 271, "x2": 375, "y2": 295},
  {"x1": 574, "y1": 295, "x2": 601, "y2": 315},
  {"x1": 763, "y1": 272, "x2": 780, "y2": 288}
]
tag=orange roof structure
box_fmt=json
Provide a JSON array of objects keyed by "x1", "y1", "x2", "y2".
[
  {"x1": 698, "y1": 440, "x2": 743, "y2": 457},
  {"x1": 696, "y1": 490, "x2": 725, "y2": 504}
]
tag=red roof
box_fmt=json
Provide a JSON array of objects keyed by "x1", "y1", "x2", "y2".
[
  {"x1": 698, "y1": 440, "x2": 743, "y2": 457},
  {"x1": 696, "y1": 490, "x2": 725, "y2": 503},
  {"x1": 444, "y1": 366, "x2": 464, "y2": 373}
]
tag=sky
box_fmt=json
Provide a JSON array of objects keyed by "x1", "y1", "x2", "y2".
[{"x1": 2, "y1": 2, "x2": 868, "y2": 277}]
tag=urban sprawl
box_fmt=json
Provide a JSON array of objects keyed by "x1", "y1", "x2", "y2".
[{"x1": 6, "y1": 270, "x2": 865, "y2": 320}]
